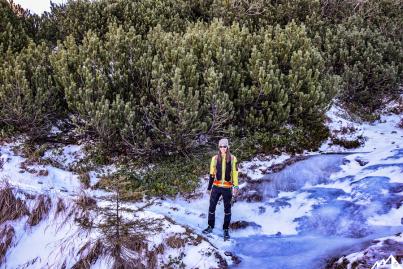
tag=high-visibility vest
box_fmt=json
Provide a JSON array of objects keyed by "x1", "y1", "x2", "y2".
[{"x1": 210, "y1": 154, "x2": 238, "y2": 188}]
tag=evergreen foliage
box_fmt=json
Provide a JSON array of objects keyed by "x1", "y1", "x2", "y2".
[
  {"x1": 324, "y1": 23, "x2": 402, "y2": 115},
  {"x1": 238, "y1": 22, "x2": 339, "y2": 135},
  {"x1": 0, "y1": 0, "x2": 30, "y2": 53},
  {"x1": 0, "y1": 41, "x2": 63, "y2": 137},
  {"x1": 51, "y1": 19, "x2": 338, "y2": 156},
  {"x1": 51, "y1": 24, "x2": 144, "y2": 152},
  {"x1": 32, "y1": 0, "x2": 202, "y2": 45},
  {"x1": 0, "y1": 0, "x2": 401, "y2": 196}
]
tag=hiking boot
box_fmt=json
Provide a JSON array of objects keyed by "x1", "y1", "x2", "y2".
[
  {"x1": 202, "y1": 226, "x2": 213, "y2": 234},
  {"x1": 223, "y1": 229, "x2": 230, "y2": 240}
]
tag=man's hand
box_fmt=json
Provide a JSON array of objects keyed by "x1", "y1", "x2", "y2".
[
  {"x1": 233, "y1": 187, "x2": 239, "y2": 197},
  {"x1": 206, "y1": 189, "x2": 211, "y2": 195}
]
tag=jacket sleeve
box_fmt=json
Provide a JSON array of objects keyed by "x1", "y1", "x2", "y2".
[
  {"x1": 208, "y1": 156, "x2": 217, "y2": 190},
  {"x1": 232, "y1": 156, "x2": 239, "y2": 188}
]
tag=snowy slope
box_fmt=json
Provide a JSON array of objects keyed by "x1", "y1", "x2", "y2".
[
  {"x1": 0, "y1": 138, "x2": 232, "y2": 268},
  {"x1": 0, "y1": 103, "x2": 402, "y2": 269}
]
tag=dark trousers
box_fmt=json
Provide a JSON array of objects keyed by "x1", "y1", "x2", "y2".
[{"x1": 208, "y1": 185, "x2": 232, "y2": 230}]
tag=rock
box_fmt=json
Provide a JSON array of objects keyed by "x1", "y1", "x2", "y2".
[
  {"x1": 325, "y1": 234, "x2": 403, "y2": 269},
  {"x1": 229, "y1": 220, "x2": 261, "y2": 230},
  {"x1": 342, "y1": 159, "x2": 351, "y2": 165},
  {"x1": 355, "y1": 157, "x2": 369, "y2": 166},
  {"x1": 389, "y1": 185, "x2": 403, "y2": 194},
  {"x1": 383, "y1": 239, "x2": 398, "y2": 246},
  {"x1": 236, "y1": 184, "x2": 264, "y2": 202},
  {"x1": 264, "y1": 155, "x2": 308, "y2": 174},
  {"x1": 245, "y1": 192, "x2": 263, "y2": 202},
  {"x1": 224, "y1": 251, "x2": 241, "y2": 265},
  {"x1": 214, "y1": 252, "x2": 228, "y2": 268}
]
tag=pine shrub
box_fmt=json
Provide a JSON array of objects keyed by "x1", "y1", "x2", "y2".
[
  {"x1": 0, "y1": 42, "x2": 63, "y2": 137},
  {"x1": 324, "y1": 23, "x2": 401, "y2": 115}
]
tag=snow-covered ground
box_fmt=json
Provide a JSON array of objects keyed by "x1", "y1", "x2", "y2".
[
  {"x1": 0, "y1": 138, "x2": 232, "y2": 268},
  {"x1": 0, "y1": 103, "x2": 402, "y2": 268},
  {"x1": 146, "y1": 104, "x2": 403, "y2": 268}
]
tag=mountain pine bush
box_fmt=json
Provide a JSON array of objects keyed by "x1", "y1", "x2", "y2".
[
  {"x1": 0, "y1": 41, "x2": 63, "y2": 137},
  {"x1": 324, "y1": 23, "x2": 402, "y2": 116}
]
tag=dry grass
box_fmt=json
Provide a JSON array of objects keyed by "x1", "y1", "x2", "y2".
[
  {"x1": 72, "y1": 194, "x2": 97, "y2": 229},
  {"x1": 215, "y1": 252, "x2": 229, "y2": 268},
  {"x1": 78, "y1": 172, "x2": 91, "y2": 189},
  {"x1": 60, "y1": 193, "x2": 98, "y2": 231},
  {"x1": 0, "y1": 224, "x2": 15, "y2": 265},
  {"x1": 37, "y1": 169, "x2": 49, "y2": 176},
  {"x1": 124, "y1": 235, "x2": 148, "y2": 253},
  {"x1": 62, "y1": 189, "x2": 181, "y2": 269},
  {"x1": 154, "y1": 243, "x2": 165, "y2": 255},
  {"x1": 166, "y1": 235, "x2": 186, "y2": 249},
  {"x1": 19, "y1": 159, "x2": 37, "y2": 174},
  {"x1": 56, "y1": 198, "x2": 66, "y2": 215},
  {"x1": 27, "y1": 195, "x2": 52, "y2": 226},
  {"x1": 146, "y1": 250, "x2": 158, "y2": 269},
  {"x1": 0, "y1": 184, "x2": 29, "y2": 224},
  {"x1": 112, "y1": 256, "x2": 146, "y2": 269},
  {"x1": 75, "y1": 194, "x2": 97, "y2": 210},
  {"x1": 71, "y1": 240, "x2": 104, "y2": 269}
]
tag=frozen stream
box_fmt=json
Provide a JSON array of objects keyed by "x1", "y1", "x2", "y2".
[
  {"x1": 231, "y1": 152, "x2": 403, "y2": 269},
  {"x1": 149, "y1": 152, "x2": 403, "y2": 269}
]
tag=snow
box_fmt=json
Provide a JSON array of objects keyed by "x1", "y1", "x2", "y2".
[
  {"x1": 43, "y1": 144, "x2": 85, "y2": 168},
  {"x1": 182, "y1": 241, "x2": 221, "y2": 269},
  {"x1": 0, "y1": 142, "x2": 82, "y2": 194},
  {"x1": 145, "y1": 103, "x2": 402, "y2": 268},
  {"x1": 0, "y1": 103, "x2": 402, "y2": 268},
  {"x1": 3, "y1": 199, "x2": 93, "y2": 269},
  {"x1": 319, "y1": 104, "x2": 402, "y2": 154},
  {"x1": 0, "y1": 137, "x2": 229, "y2": 268},
  {"x1": 337, "y1": 233, "x2": 403, "y2": 269},
  {"x1": 239, "y1": 153, "x2": 291, "y2": 180}
]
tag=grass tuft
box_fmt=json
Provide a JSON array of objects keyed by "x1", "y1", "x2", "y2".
[
  {"x1": 0, "y1": 224, "x2": 15, "y2": 265},
  {"x1": 27, "y1": 195, "x2": 52, "y2": 226},
  {"x1": 0, "y1": 183, "x2": 29, "y2": 224},
  {"x1": 71, "y1": 239, "x2": 104, "y2": 269}
]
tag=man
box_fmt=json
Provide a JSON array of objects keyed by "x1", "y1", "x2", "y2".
[{"x1": 202, "y1": 138, "x2": 239, "y2": 240}]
